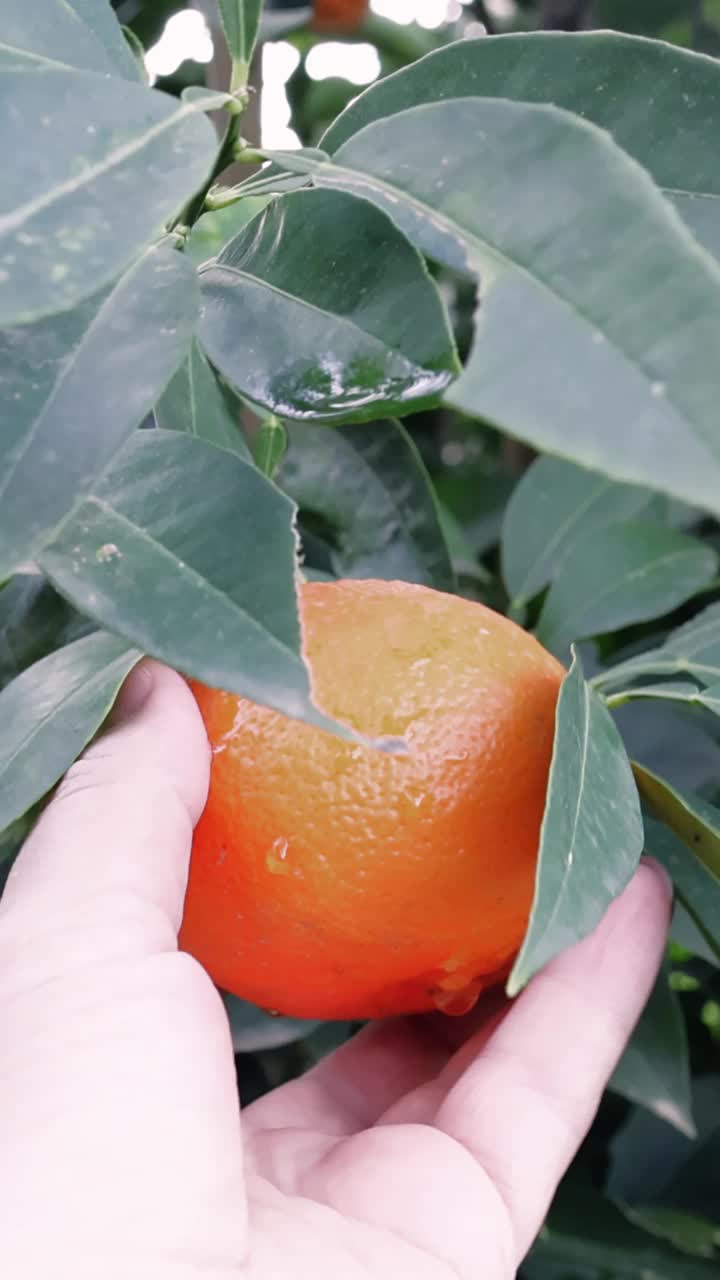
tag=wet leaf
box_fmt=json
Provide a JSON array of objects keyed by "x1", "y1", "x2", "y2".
[{"x1": 198, "y1": 187, "x2": 459, "y2": 424}]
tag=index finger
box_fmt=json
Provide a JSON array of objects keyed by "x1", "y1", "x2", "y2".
[{"x1": 434, "y1": 859, "x2": 672, "y2": 1263}]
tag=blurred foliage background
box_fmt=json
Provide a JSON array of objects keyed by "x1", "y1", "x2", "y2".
[{"x1": 95, "y1": 1, "x2": 720, "y2": 1272}]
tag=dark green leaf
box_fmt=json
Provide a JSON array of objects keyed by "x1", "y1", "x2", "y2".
[
  {"x1": 671, "y1": 901, "x2": 719, "y2": 968},
  {"x1": 154, "y1": 338, "x2": 252, "y2": 461},
  {"x1": 0, "y1": 0, "x2": 134, "y2": 73},
  {"x1": 37, "y1": 430, "x2": 355, "y2": 736},
  {"x1": 619, "y1": 1205, "x2": 719, "y2": 1260},
  {"x1": 198, "y1": 188, "x2": 459, "y2": 424},
  {"x1": 635, "y1": 766, "x2": 720, "y2": 880},
  {"x1": 276, "y1": 419, "x2": 455, "y2": 590},
  {"x1": 608, "y1": 1075, "x2": 720, "y2": 1208},
  {"x1": 610, "y1": 963, "x2": 695, "y2": 1137},
  {"x1": 316, "y1": 98, "x2": 720, "y2": 515},
  {"x1": 0, "y1": 573, "x2": 89, "y2": 690},
  {"x1": 594, "y1": 602, "x2": 720, "y2": 693},
  {"x1": 223, "y1": 995, "x2": 319, "y2": 1052},
  {"x1": 0, "y1": 246, "x2": 197, "y2": 581},
  {"x1": 502, "y1": 457, "x2": 653, "y2": 610},
  {"x1": 0, "y1": 70, "x2": 216, "y2": 325},
  {"x1": 508, "y1": 649, "x2": 643, "y2": 995},
  {"x1": 536, "y1": 522, "x2": 717, "y2": 657},
  {"x1": 648, "y1": 819, "x2": 712, "y2": 962},
  {"x1": 323, "y1": 31, "x2": 720, "y2": 250},
  {"x1": 217, "y1": 0, "x2": 262, "y2": 80},
  {"x1": 525, "y1": 1180, "x2": 720, "y2": 1279},
  {"x1": 0, "y1": 631, "x2": 140, "y2": 832}
]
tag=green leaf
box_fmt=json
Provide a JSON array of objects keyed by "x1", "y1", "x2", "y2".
[
  {"x1": 252, "y1": 417, "x2": 288, "y2": 478},
  {"x1": 648, "y1": 820, "x2": 720, "y2": 966},
  {"x1": 508, "y1": 649, "x2": 643, "y2": 995},
  {"x1": 526, "y1": 1180, "x2": 720, "y2": 1280},
  {"x1": 535, "y1": 522, "x2": 717, "y2": 658},
  {"x1": 198, "y1": 188, "x2": 459, "y2": 424},
  {"x1": 154, "y1": 338, "x2": 252, "y2": 461},
  {"x1": 217, "y1": 0, "x2": 262, "y2": 84},
  {"x1": 0, "y1": 574, "x2": 89, "y2": 690},
  {"x1": 0, "y1": 69, "x2": 216, "y2": 325},
  {"x1": 223, "y1": 995, "x2": 319, "y2": 1052},
  {"x1": 323, "y1": 30, "x2": 720, "y2": 250},
  {"x1": 619, "y1": 1205, "x2": 720, "y2": 1261},
  {"x1": 186, "y1": 198, "x2": 271, "y2": 265},
  {"x1": 65, "y1": 0, "x2": 141, "y2": 80},
  {"x1": 610, "y1": 963, "x2": 695, "y2": 1137},
  {"x1": 276, "y1": 419, "x2": 455, "y2": 591},
  {"x1": 0, "y1": 245, "x2": 197, "y2": 581},
  {"x1": 501, "y1": 457, "x2": 654, "y2": 610},
  {"x1": 315, "y1": 98, "x2": 720, "y2": 516},
  {"x1": 594, "y1": 602, "x2": 720, "y2": 692},
  {"x1": 0, "y1": 0, "x2": 134, "y2": 73},
  {"x1": 37, "y1": 430, "x2": 355, "y2": 737},
  {"x1": 0, "y1": 631, "x2": 140, "y2": 833},
  {"x1": 634, "y1": 765, "x2": 720, "y2": 879}
]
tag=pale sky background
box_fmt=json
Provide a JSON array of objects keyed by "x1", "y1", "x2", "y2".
[{"x1": 144, "y1": 1, "x2": 515, "y2": 149}]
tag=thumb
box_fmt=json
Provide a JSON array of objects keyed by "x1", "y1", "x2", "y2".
[{"x1": 0, "y1": 660, "x2": 211, "y2": 989}]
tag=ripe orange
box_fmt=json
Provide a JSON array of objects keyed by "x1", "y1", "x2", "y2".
[
  {"x1": 180, "y1": 580, "x2": 564, "y2": 1020},
  {"x1": 312, "y1": 0, "x2": 369, "y2": 31}
]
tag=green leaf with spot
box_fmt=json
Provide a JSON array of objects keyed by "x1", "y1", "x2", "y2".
[{"x1": 0, "y1": 69, "x2": 216, "y2": 325}]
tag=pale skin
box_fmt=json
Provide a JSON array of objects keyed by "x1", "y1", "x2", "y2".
[{"x1": 0, "y1": 662, "x2": 671, "y2": 1279}]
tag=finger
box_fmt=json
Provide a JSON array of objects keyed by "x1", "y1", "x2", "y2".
[
  {"x1": 0, "y1": 663, "x2": 246, "y2": 1273},
  {"x1": 434, "y1": 860, "x2": 672, "y2": 1263},
  {"x1": 0, "y1": 661, "x2": 210, "y2": 984},
  {"x1": 245, "y1": 1017, "x2": 449, "y2": 1143}
]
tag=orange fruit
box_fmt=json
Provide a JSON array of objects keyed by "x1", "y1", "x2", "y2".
[
  {"x1": 180, "y1": 579, "x2": 564, "y2": 1020},
  {"x1": 312, "y1": 0, "x2": 369, "y2": 31}
]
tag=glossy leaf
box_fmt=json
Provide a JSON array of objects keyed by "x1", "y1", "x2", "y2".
[
  {"x1": 0, "y1": 631, "x2": 140, "y2": 832},
  {"x1": 0, "y1": 69, "x2": 216, "y2": 325},
  {"x1": 217, "y1": 0, "x2": 262, "y2": 78},
  {"x1": 198, "y1": 188, "x2": 459, "y2": 424},
  {"x1": 154, "y1": 338, "x2": 252, "y2": 461},
  {"x1": 0, "y1": 574, "x2": 89, "y2": 690},
  {"x1": 536, "y1": 522, "x2": 717, "y2": 657},
  {"x1": 501, "y1": 457, "x2": 653, "y2": 609},
  {"x1": 323, "y1": 30, "x2": 720, "y2": 249},
  {"x1": 37, "y1": 430, "x2": 354, "y2": 737},
  {"x1": 0, "y1": 246, "x2": 197, "y2": 581},
  {"x1": 594, "y1": 602, "x2": 720, "y2": 693},
  {"x1": 634, "y1": 765, "x2": 720, "y2": 879},
  {"x1": 508, "y1": 650, "x2": 643, "y2": 995},
  {"x1": 316, "y1": 98, "x2": 720, "y2": 515},
  {"x1": 276, "y1": 418, "x2": 455, "y2": 590},
  {"x1": 647, "y1": 820, "x2": 720, "y2": 966},
  {"x1": 0, "y1": 0, "x2": 132, "y2": 73},
  {"x1": 610, "y1": 963, "x2": 695, "y2": 1137},
  {"x1": 65, "y1": 0, "x2": 141, "y2": 79}
]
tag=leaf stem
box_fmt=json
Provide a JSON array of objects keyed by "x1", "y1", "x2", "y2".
[{"x1": 171, "y1": 96, "x2": 250, "y2": 231}]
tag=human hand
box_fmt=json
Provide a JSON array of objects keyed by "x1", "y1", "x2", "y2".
[{"x1": 0, "y1": 663, "x2": 671, "y2": 1279}]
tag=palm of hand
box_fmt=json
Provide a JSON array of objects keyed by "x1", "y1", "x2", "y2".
[{"x1": 0, "y1": 666, "x2": 670, "y2": 1280}]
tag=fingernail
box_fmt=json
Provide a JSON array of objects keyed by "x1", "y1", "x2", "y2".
[
  {"x1": 111, "y1": 662, "x2": 154, "y2": 726},
  {"x1": 640, "y1": 854, "x2": 674, "y2": 899}
]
